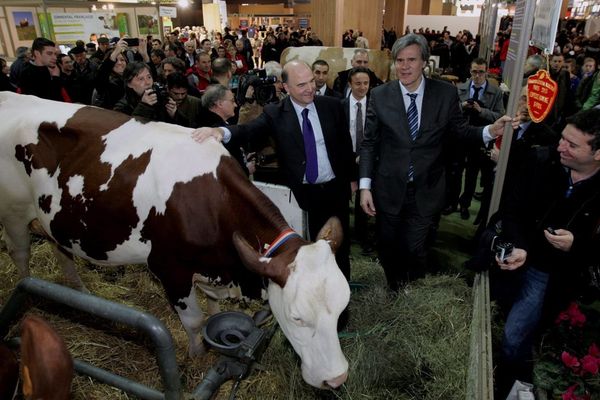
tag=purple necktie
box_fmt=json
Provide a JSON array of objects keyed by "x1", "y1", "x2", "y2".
[{"x1": 301, "y1": 108, "x2": 318, "y2": 184}]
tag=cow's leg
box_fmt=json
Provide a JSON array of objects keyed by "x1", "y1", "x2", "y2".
[
  {"x1": 173, "y1": 284, "x2": 207, "y2": 357},
  {"x1": 2, "y1": 217, "x2": 31, "y2": 279},
  {"x1": 50, "y1": 245, "x2": 88, "y2": 293}
]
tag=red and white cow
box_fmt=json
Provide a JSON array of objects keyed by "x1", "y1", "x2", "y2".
[{"x1": 0, "y1": 92, "x2": 350, "y2": 389}]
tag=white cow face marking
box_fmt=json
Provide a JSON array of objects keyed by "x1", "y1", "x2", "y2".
[{"x1": 267, "y1": 240, "x2": 350, "y2": 388}]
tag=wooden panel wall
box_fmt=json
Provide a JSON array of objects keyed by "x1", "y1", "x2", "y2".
[
  {"x1": 310, "y1": 0, "x2": 342, "y2": 47},
  {"x1": 383, "y1": 0, "x2": 406, "y2": 34}
]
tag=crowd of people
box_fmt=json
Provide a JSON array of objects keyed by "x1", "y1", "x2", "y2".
[{"x1": 1, "y1": 21, "x2": 599, "y2": 398}]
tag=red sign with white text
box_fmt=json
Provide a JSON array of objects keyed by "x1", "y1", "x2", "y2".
[{"x1": 526, "y1": 69, "x2": 558, "y2": 123}]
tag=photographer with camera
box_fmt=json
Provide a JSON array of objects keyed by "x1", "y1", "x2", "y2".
[
  {"x1": 166, "y1": 72, "x2": 203, "y2": 128},
  {"x1": 493, "y1": 109, "x2": 600, "y2": 398},
  {"x1": 113, "y1": 61, "x2": 175, "y2": 121}
]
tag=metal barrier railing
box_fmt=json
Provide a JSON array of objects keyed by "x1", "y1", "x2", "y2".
[
  {"x1": 0, "y1": 277, "x2": 183, "y2": 400},
  {"x1": 466, "y1": 270, "x2": 494, "y2": 400}
]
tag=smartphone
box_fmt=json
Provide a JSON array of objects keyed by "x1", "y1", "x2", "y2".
[
  {"x1": 123, "y1": 38, "x2": 139, "y2": 47},
  {"x1": 546, "y1": 227, "x2": 557, "y2": 235}
]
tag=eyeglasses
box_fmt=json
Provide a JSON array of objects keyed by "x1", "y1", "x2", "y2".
[{"x1": 471, "y1": 70, "x2": 486, "y2": 75}]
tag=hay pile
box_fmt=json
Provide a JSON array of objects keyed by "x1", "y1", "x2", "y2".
[{"x1": 0, "y1": 241, "x2": 471, "y2": 399}]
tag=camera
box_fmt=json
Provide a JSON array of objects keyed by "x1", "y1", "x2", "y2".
[
  {"x1": 492, "y1": 237, "x2": 514, "y2": 262},
  {"x1": 151, "y1": 82, "x2": 169, "y2": 105},
  {"x1": 123, "y1": 38, "x2": 139, "y2": 47},
  {"x1": 237, "y1": 69, "x2": 278, "y2": 106}
]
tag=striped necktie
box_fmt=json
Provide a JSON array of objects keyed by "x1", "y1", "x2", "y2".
[{"x1": 407, "y1": 93, "x2": 418, "y2": 180}]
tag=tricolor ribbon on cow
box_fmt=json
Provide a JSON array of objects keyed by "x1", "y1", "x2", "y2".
[{"x1": 262, "y1": 229, "x2": 301, "y2": 257}]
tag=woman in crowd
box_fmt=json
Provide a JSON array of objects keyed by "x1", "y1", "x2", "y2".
[{"x1": 93, "y1": 39, "x2": 129, "y2": 109}]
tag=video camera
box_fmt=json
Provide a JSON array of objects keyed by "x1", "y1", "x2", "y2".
[
  {"x1": 151, "y1": 82, "x2": 169, "y2": 105},
  {"x1": 237, "y1": 69, "x2": 278, "y2": 106}
]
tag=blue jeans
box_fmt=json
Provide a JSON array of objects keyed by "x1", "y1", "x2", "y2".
[{"x1": 501, "y1": 266, "x2": 549, "y2": 363}]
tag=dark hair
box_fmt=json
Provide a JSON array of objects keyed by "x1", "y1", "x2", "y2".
[
  {"x1": 347, "y1": 66, "x2": 371, "y2": 82},
  {"x1": 391, "y1": 33, "x2": 429, "y2": 62},
  {"x1": 471, "y1": 57, "x2": 487, "y2": 67},
  {"x1": 566, "y1": 109, "x2": 600, "y2": 151},
  {"x1": 161, "y1": 56, "x2": 186, "y2": 73},
  {"x1": 311, "y1": 59, "x2": 329, "y2": 71},
  {"x1": 57, "y1": 53, "x2": 73, "y2": 65},
  {"x1": 211, "y1": 57, "x2": 232, "y2": 76},
  {"x1": 151, "y1": 49, "x2": 166, "y2": 60},
  {"x1": 123, "y1": 61, "x2": 152, "y2": 84},
  {"x1": 201, "y1": 38, "x2": 212, "y2": 46},
  {"x1": 31, "y1": 37, "x2": 55, "y2": 54},
  {"x1": 166, "y1": 72, "x2": 188, "y2": 90}
]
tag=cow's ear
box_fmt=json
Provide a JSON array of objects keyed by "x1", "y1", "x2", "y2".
[
  {"x1": 232, "y1": 232, "x2": 289, "y2": 287},
  {"x1": 315, "y1": 217, "x2": 343, "y2": 253}
]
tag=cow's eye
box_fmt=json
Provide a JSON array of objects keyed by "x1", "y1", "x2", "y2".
[{"x1": 291, "y1": 315, "x2": 303, "y2": 325}]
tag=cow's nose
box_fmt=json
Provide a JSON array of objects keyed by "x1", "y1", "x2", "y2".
[{"x1": 325, "y1": 371, "x2": 348, "y2": 389}]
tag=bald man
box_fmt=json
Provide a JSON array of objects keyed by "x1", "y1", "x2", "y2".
[{"x1": 192, "y1": 60, "x2": 355, "y2": 285}]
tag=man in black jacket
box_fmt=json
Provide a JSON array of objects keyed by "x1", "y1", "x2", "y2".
[
  {"x1": 18, "y1": 37, "x2": 66, "y2": 102},
  {"x1": 191, "y1": 60, "x2": 355, "y2": 282},
  {"x1": 494, "y1": 109, "x2": 600, "y2": 397}
]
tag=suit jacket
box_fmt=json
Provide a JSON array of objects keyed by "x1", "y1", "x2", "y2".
[
  {"x1": 322, "y1": 86, "x2": 341, "y2": 98},
  {"x1": 229, "y1": 95, "x2": 354, "y2": 210},
  {"x1": 333, "y1": 68, "x2": 383, "y2": 98},
  {"x1": 457, "y1": 79, "x2": 505, "y2": 125},
  {"x1": 359, "y1": 78, "x2": 484, "y2": 216}
]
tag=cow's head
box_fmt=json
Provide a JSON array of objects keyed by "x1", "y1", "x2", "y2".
[{"x1": 233, "y1": 217, "x2": 350, "y2": 389}]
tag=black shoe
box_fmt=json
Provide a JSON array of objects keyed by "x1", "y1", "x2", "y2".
[
  {"x1": 473, "y1": 191, "x2": 483, "y2": 201},
  {"x1": 442, "y1": 205, "x2": 457, "y2": 215},
  {"x1": 460, "y1": 207, "x2": 470, "y2": 220}
]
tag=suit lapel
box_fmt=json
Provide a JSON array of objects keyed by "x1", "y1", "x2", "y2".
[{"x1": 420, "y1": 78, "x2": 436, "y2": 136}]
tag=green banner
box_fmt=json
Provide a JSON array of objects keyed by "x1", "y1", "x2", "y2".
[
  {"x1": 37, "y1": 12, "x2": 53, "y2": 40},
  {"x1": 117, "y1": 13, "x2": 129, "y2": 36}
]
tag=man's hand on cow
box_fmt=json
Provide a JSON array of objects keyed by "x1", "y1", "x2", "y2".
[
  {"x1": 544, "y1": 228, "x2": 574, "y2": 252},
  {"x1": 141, "y1": 88, "x2": 158, "y2": 106},
  {"x1": 489, "y1": 115, "x2": 512, "y2": 138},
  {"x1": 360, "y1": 189, "x2": 376, "y2": 216},
  {"x1": 496, "y1": 248, "x2": 527, "y2": 271},
  {"x1": 165, "y1": 98, "x2": 177, "y2": 118},
  {"x1": 191, "y1": 127, "x2": 224, "y2": 143}
]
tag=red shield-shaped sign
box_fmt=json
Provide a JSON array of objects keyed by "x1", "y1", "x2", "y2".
[{"x1": 526, "y1": 69, "x2": 558, "y2": 123}]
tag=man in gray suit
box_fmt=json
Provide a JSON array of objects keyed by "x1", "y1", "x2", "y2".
[
  {"x1": 444, "y1": 57, "x2": 506, "y2": 219},
  {"x1": 358, "y1": 34, "x2": 509, "y2": 291}
]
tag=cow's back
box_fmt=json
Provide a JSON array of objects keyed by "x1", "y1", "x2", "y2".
[{"x1": 0, "y1": 92, "x2": 232, "y2": 266}]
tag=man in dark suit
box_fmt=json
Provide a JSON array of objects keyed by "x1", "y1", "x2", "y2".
[
  {"x1": 333, "y1": 49, "x2": 383, "y2": 98},
  {"x1": 341, "y1": 67, "x2": 371, "y2": 252},
  {"x1": 192, "y1": 60, "x2": 355, "y2": 281},
  {"x1": 358, "y1": 33, "x2": 508, "y2": 291},
  {"x1": 312, "y1": 59, "x2": 340, "y2": 97}
]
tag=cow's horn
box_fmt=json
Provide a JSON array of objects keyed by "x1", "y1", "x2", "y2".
[
  {"x1": 232, "y1": 232, "x2": 289, "y2": 287},
  {"x1": 315, "y1": 217, "x2": 343, "y2": 253}
]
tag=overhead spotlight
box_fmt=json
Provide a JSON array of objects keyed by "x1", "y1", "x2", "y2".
[
  {"x1": 91, "y1": 4, "x2": 97, "y2": 11},
  {"x1": 101, "y1": 4, "x2": 107, "y2": 10},
  {"x1": 178, "y1": 0, "x2": 190, "y2": 7},
  {"x1": 108, "y1": 4, "x2": 114, "y2": 10}
]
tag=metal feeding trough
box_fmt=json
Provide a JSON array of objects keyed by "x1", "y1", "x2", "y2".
[
  {"x1": 193, "y1": 309, "x2": 276, "y2": 400},
  {"x1": 203, "y1": 311, "x2": 258, "y2": 357}
]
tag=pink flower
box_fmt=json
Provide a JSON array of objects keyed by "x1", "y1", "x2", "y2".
[
  {"x1": 562, "y1": 351, "x2": 580, "y2": 371},
  {"x1": 566, "y1": 303, "x2": 587, "y2": 327},
  {"x1": 562, "y1": 384, "x2": 578, "y2": 400},
  {"x1": 589, "y1": 343, "x2": 600, "y2": 358},
  {"x1": 581, "y1": 354, "x2": 599, "y2": 375}
]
